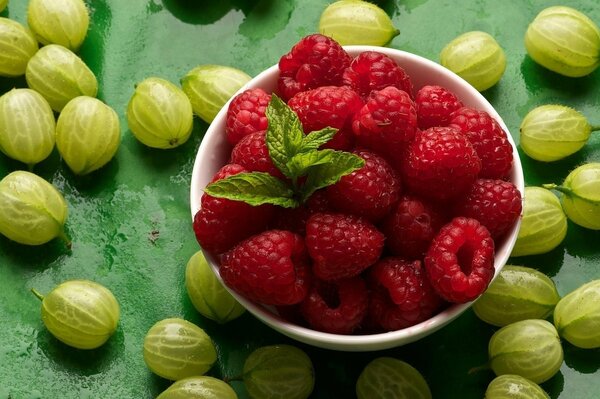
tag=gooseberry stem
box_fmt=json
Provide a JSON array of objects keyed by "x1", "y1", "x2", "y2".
[
  {"x1": 543, "y1": 183, "x2": 575, "y2": 197},
  {"x1": 31, "y1": 288, "x2": 44, "y2": 301},
  {"x1": 222, "y1": 374, "x2": 243, "y2": 383},
  {"x1": 468, "y1": 362, "x2": 491, "y2": 374},
  {"x1": 58, "y1": 228, "x2": 72, "y2": 250}
]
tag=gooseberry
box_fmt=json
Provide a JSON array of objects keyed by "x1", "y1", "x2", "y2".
[
  {"x1": 0, "y1": 17, "x2": 38, "y2": 77},
  {"x1": 243, "y1": 344, "x2": 314, "y2": 399},
  {"x1": 55, "y1": 96, "x2": 121, "y2": 175},
  {"x1": 554, "y1": 279, "x2": 600, "y2": 348},
  {"x1": 489, "y1": 319, "x2": 563, "y2": 384},
  {"x1": 0, "y1": 0, "x2": 6, "y2": 13},
  {"x1": 0, "y1": 171, "x2": 68, "y2": 246},
  {"x1": 27, "y1": 0, "x2": 89, "y2": 52},
  {"x1": 525, "y1": 6, "x2": 600, "y2": 77},
  {"x1": 181, "y1": 65, "x2": 251, "y2": 123},
  {"x1": 32, "y1": 280, "x2": 120, "y2": 349},
  {"x1": 143, "y1": 318, "x2": 217, "y2": 381},
  {"x1": 356, "y1": 357, "x2": 432, "y2": 399},
  {"x1": 484, "y1": 374, "x2": 550, "y2": 399},
  {"x1": 25, "y1": 44, "x2": 98, "y2": 112},
  {"x1": 440, "y1": 31, "x2": 506, "y2": 92},
  {"x1": 511, "y1": 187, "x2": 567, "y2": 257},
  {"x1": 156, "y1": 376, "x2": 238, "y2": 399}
]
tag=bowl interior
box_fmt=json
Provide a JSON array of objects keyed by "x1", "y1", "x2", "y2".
[{"x1": 190, "y1": 46, "x2": 524, "y2": 351}]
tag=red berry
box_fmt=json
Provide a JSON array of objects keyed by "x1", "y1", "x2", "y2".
[
  {"x1": 193, "y1": 164, "x2": 274, "y2": 254},
  {"x1": 225, "y1": 88, "x2": 271, "y2": 146},
  {"x1": 453, "y1": 179, "x2": 522, "y2": 239},
  {"x1": 342, "y1": 51, "x2": 413, "y2": 99},
  {"x1": 402, "y1": 126, "x2": 481, "y2": 202},
  {"x1": 424, "y1": 217, "x2": 495, "y2": 303},
  {"x1": 306, "y1": 213, "x2": 384, "y2": 281},
  {"x1": 288, "y1": 86, "x2": 363, "y2": 150},
  {"x1": 369, "y1": 258, "x2": 444, "y2": 331},
  {"x1": 382, "y1": 195, "x2": 447, "y2": 260},
  {"x1": 326, "y1": 149, "x2": 401, "y2": 222},
  {"x1": 230, "y1": 130, "x2": 283, "y2": 178},
  {"x1": 300, "y1": 276, "x2": 368, "y2": 334},
  {"x1": 415, "y1": 85, "x2": 463, "y2": 129},
  {"x1": 449, "y1": 107, "x2": 513, "y2": 179},
  {"x1": 278, "y1": 34, "x2": 351, "y2": 101},
  {"x1": 352, "y1": 86, "x2": 418, "y2": 158},
  {"x1": 271, "y1": 190, "x2": 331, "y2": 235},
  {"x1": 220, "y1": 230, "x2": 311, "y2": 305}
]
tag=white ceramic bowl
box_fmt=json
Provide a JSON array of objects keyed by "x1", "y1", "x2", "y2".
[{"x1": 190, "y1": 46, "x2": 524, "y2": 352}]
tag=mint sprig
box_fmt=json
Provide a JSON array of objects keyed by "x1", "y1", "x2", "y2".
[{"x1": 204, "y1": 94, "x2": 364, "y2": 208}]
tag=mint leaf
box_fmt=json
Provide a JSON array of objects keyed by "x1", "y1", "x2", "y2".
[
  {"x1": 301, "y1": 152, "x2": 365, "y2": 201},
  {"x1": 299, "y1": 127, "x2": 338, "y2": 152},
  {"x1": 265, "y1": 95, "x2": 304, "y2": 178},
  {"x1": 204, "y1": 172, "x2": 299, "y2": 208},
  {"x1": 287, "y1": 149, "x2": 335, "y2": 177}
]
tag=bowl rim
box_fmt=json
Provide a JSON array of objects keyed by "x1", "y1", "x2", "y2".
[{"x1": 190, "y1": 45, "x2": 524, "y2": 351}]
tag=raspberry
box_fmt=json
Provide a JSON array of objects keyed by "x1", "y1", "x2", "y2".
[
  {"x1": 424, "y1": 217, "x2": 495, "y2": 303},
  {"x1": 453, "y1": 179, "x2": 522, "y2": 239},
  {"x1": 193, "y1": 164, "x2": 274, "y2": 254},
  {"x1": 306, "y1": 213, "x2": 384, "y2": 281},
  {"x1": 342, "y1": 51, "x2": 413, "y2": 99},
  {"x1": 326, "y1": 149, "x2": 401, "y2": 222},
  {"x1": 271, "y1": 190, "x2": 331, "y2": 235},
  {"x1": 278, "y1": 34, "x2": 352, "y2": 101},
  {"x1": 288, "y1": 86, "x2": 363, "y2": 150},
  {"x1": 230, "y1": 130, "x2": 283, "y2": 178},
  {"x1": 225, "y1": 88, "x2": 271, "y2": 145},
  {"x1": 220, "y1": 230, "x2": 311, "y2": 305},
  {"x1": 300, "y1": 276, "x2": 368, "y2": 334},
  {"x1": 449, "y1": 107, "x2": 513, "y2": 179},
  {"x1": 352, "y1": 86, "x2": 418, "y2": 158},
  {"x1": 415, "y1": 85, "x2": 464, "y2": 129},
  {"x1": 402, "y1": 126, "x2": 481, "y2": 202},
  {"x1": 368, "y1": 258, "x2": 444, "y2": 331},
  {"x1": 382, "y1": 195, "x2": 447, "y2": 260}
]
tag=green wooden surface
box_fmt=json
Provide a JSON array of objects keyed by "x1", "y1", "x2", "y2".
[{"x1": 1, "y1": 0, "x2": 599, "y2": 398}]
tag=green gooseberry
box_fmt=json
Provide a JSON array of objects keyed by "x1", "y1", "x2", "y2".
[
  {"x1": 25, "y1": 44, "x2": 98, "y2": 112},
  {"x1": 126, "y1": 77, "x2": 193, "y2": 149},
  {"x1": 484, "y1": 374, "x2": 550, "y2": 399},
  {"x1": 0, "y1": 171, "x2": 68, "y2": 246},
  {"x1": 318, "y1": 0, "x2": 400, "y2": 46},
  {"x1": 243, "y1": 344, "x2": 314, "y2": 399},
  {"x1": 56, "y1": 96, "x2": 121, "y2": 175},
  {"x1": 143, "y1": 318, "x2": 217, "y2": 381},
  {"x1": 440, "y1": 31, "x2": 506, "y2": 92},
  {"x1": 181, "y1": 65, "x2": 251, "y2": 123},
  {"x1": 554, "y1": 279, "x2": 600, "y2": 348},
  {"x1": 185, "y1": 251, "x2": 245, "y2": 324},
  {"x1": 0, "y1": 17, "x2": 39, "y2": 77},
  {"x1": 0, "y1": 88, "x2": 56, "y2": 167},
  {"x1": 489, "y1": 319, "x2": 563, "y2": 384},
  {"x1": 156, "y1": 376, "x2": 238, "y2": 399},
  {"x1": 32, "y1": 280, "x2": 120, "y2": 349},
  {"x1": 511, "y1": 187, "x2": 567, "y2": 257},
  {"x1": 27, "y1": 0, "x2": 89, "y2": 52},
  {"x1": 356, "y1": 357, "x2": 432, "y2": 399},
  {"x1": 525, "y1": 6, "x2": 600, "y2": 77},
  {"x1": 473, "y1": 265, "x2": 560, "y2": 327}
]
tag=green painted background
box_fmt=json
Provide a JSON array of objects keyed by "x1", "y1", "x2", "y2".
[{"x1": 1, "y1": 0, "x2": 599, "y2": 398}]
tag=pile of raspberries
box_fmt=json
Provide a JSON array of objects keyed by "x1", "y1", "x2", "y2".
[{"x1": 193, "y1": 34, "x2": 522, "y2": 335}]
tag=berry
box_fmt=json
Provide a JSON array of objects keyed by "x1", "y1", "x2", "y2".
[
  {"x1": 326, "y1": 149, "x2": 401, "y2": 222},
  {"x1": 300, "y1": 276, "x2": 368, "y2": 334},
  {"x1": 424, "y1": 217, "x2": 495, "y2": 303},
  {"x1": 454, "y1": 179, "x2": 522, "y2": 239},
  {"x1": 368, "y1": 258, "x2": 444, "y2": 331},
  {"x1": 271, "y1": 190, "x2": 330, "y2": 235},
  {"x1": 288, "y1": 85, "x2": 363, "y2": 150},
  {"x1": 230, "y1": 130, "x2": 283, "y2": 178},
  {"x1": 382, "y1": 195, "x2": 447, "y2": 260},
  {"x1": 193, "y1": 164, "x2": 274, "y2": 254},
  {"x1": 415, "y1": 85, "x2": 463, "y2": 129},
  {"x1": 402, "y1": 126, "x2": 481, "y2": 202},
  {"x1": 278, "y1": 34, "x2": 352, "y2": 101},
  {"x1": 306, "y1": 213, "x2": 384, "y2": 281},
  {"x1": 342, "y1": 51, "x2": 413, "y2": 99},
  {"x1": 225, "y1": 88, "x2": 271, "y2": 145},
  {"x1": 220, "y1": 230, "x2": 311, "y2": 305},
  {"x1": 352, "y1": 86, "x2": 418, "y2": 158},
  {"x1": 449, "y1": 107, "x2": 513, "y2": 179}
]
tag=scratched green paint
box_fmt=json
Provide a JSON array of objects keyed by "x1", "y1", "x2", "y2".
[{"x1": 0, "y1": 1, "x2": 599, "y2": 398}]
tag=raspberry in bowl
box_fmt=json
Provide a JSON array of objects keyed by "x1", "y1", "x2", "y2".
[{"x1": 190, "y1": 35, "x2": 524, "y2": 351}]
